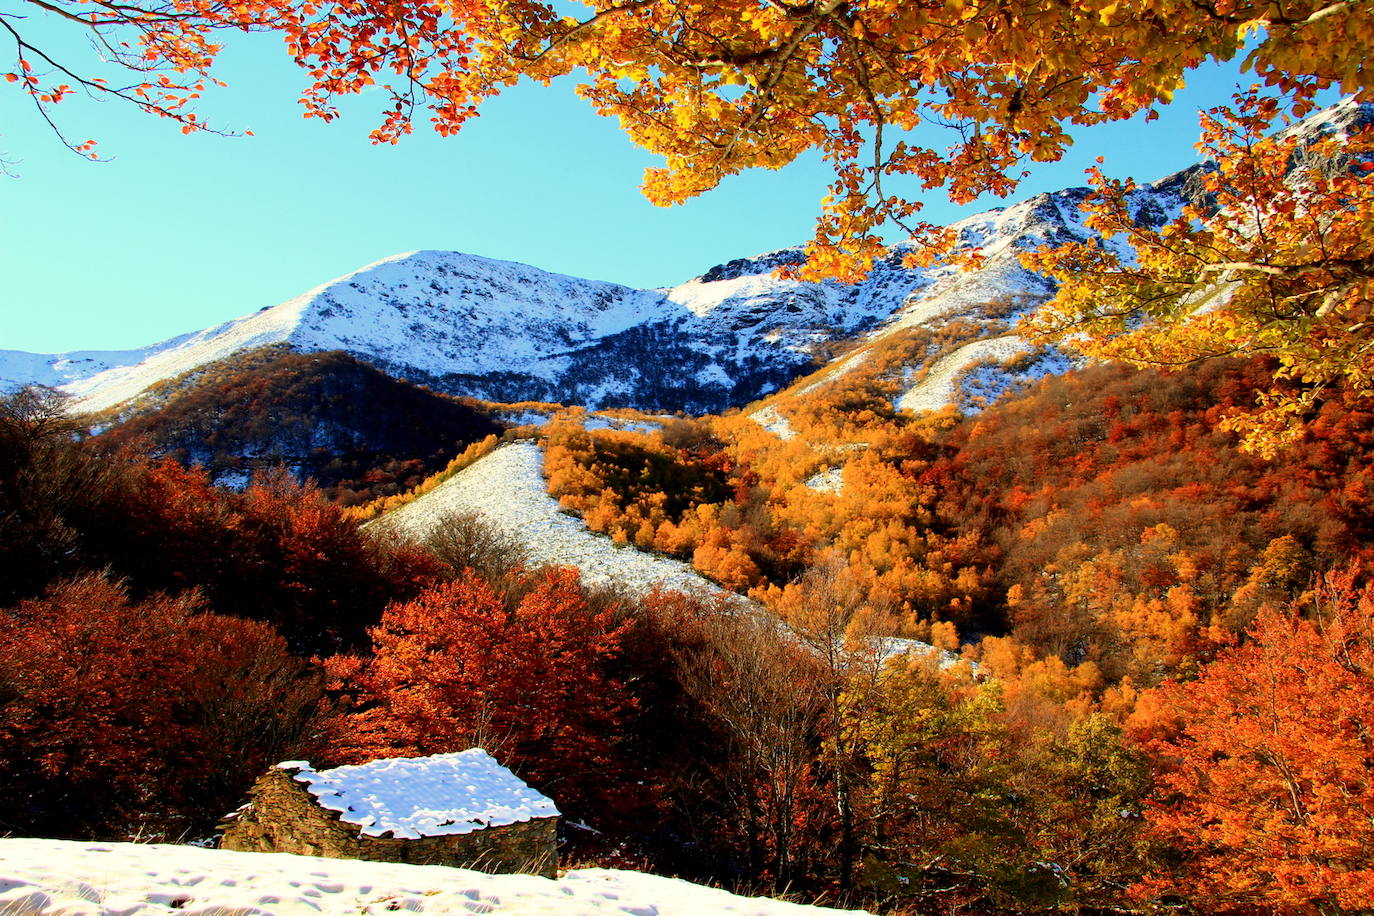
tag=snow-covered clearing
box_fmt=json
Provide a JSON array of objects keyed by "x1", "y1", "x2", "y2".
[
  {"x1": 748, "y1": 405, "x2": 796, "y2": 441},
  {"x1": 496, "y1": 409, "x2": 554, "y2": 427},
  {"x1": 371, "y1": 441, "x2": 738, "y2": 601},
  {"x1": 0, "y1": 839, "x2": 868, "y2": 916},
  {"x1": 804, "y1": 467, "x2": 844, "y2": 494},
  {"x1": 369, "y1": 443, "x2": 961, "y2": 677},
  {"x1": 583, "y1": 415, "x2": 664, "y2": 434},
  {"x1": 795, "y1": 348, "x2": 870, "y2": 396},
  {"x1": 873, "y1": 637, "x2": 968, "y2": 671},
  {"x1": 896, "y1": 336, "x2": 1030, "y2": 415}
]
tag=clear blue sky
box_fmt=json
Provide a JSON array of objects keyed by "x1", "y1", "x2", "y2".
[{"x1": 0, "y1": 30, "x2": 1287, "y2": 353}]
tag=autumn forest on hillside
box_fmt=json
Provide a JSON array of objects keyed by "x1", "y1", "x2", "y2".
[
  {"x1": 5, "y1": 342, "x2": 1374, "y2": 913},
  {"x1": 7, "y1": 0, "x2": 1374, "y2": 912}
]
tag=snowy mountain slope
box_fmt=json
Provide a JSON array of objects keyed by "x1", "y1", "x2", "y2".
[
  {"x1": 895, "y1": 336, "x2": 1032, "y2": 415},
  {"x1": 0, "y1": 838, "x2": 868, "y2": 916},
  {"x1": 0, "y1": 337, "x2": 191, "y2": 393},
  {"x1": 8, "y1": 245, "x2": 920, "y2": 416},
  {"x1": 370, "y1": 440, "x2": 741, "y2": 601},
  {"x1": 53, "y1": 252, "x2": 680, "y2": 415},
  {"x1": 7, "y1": 100, "x2": 1367, "y2": 420},
  {"x1": 740, "y1": 168, "x2": 1197, "y2": 429},
  {"x1": 0, "y1": 176, "x2": 1180, "y2": 419}
]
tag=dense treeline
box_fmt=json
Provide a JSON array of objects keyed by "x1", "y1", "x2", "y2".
[
  {"x1": 7, "y1": 349, "x2": 1374, "y2": 912},
  {"x1": 513, "y1": 354, "x2": 1374, "y2": 911},
  {"x1": 0, "y1": 386, "x2": 440, "y2": 838},
  {"x1": 0, "y1": 388, "x2": 440, "y2": 653},
  {"x1": 0, "y1": 574, "x2": 322, "y2": 839},
  {"x1": 539, "y1": 356, "x2": 1374, "y2": 683},
  {"x1": 99, "y1": 347, "x2": 503, "y2": 505},
  {"x1": 923, "y1": 358, "x2": 1374, "y2": 680}
]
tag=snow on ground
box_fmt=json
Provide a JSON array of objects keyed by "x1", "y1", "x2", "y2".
[
  {"x1": 370, "y1": 441, "x2": 739, "y2": 601},
  {"x1": 369, "y1": 443, "x2": 962, "y2": 676},
  {"x1": 497, "y1": 409, "x2": 555, "y2": 427},
  {"x1": 0, "y1": 342, "x2": 187, "y2": 395},
  {"x1": 896, "y1": 336, "x2": 1031, "y2": 415},
  {"x1": 0, "y1": 839, "x2": 869, "y2": 916},
  {"x1": 665, "y1": 266, "x2": 818, "y2": 319},
  {"x1": 796, "y1": 348, "x2": 869, "y2": 396},
  {"x1": 583, "y1": 415, "x2": 665, "y2": 434},
  {"x1": 59, "y1": 299, "x2": 313, "y2": 416},
  {"x1": 748, "y1": 405, "x2": 796, "y2": 441},
  {"x1": 803, "y1": 467, "x2": 844, "y2": 494},
  {"x1": 957, "y1": 347, "x2": 1076, "y2": 410},
  {"x1": 880, "y1": 205, "x2": 1058, "y2": 336},
  {"x1": 872, "y1": 637, "x2": 969, "y2": 671}
]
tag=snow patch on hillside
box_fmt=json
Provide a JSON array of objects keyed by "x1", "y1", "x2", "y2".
[
  {"x1": 371, "y1": 441, "x2": 738, "y2": 601},
  {"x1": 958, "y1": 347, "x2": 1076, "y2": 409},
  {"x1": 0, "y1": 341, "x2": 185, "y2": 394},
  {"x1": 498, "y1": 409, "x2": 555, "y2": 427},
  {"x1": 896, "y1": 337, "x2": 1031, "y2": 415},
  {"x1": 0, "y1": 839, "x2": 868, "y2": 916},
  {"x1": 804, "y1": 467, "x2": 844, "y2": 494},
  {"x1": 873, "y1": 637, "x2": 967, "y2": 671},
  {"x1": 584, "y1": 415, "x2": 665, "y2": 434},
  {"x1": 749, "y1": 405, "x2": 796, "y2": 440},
  {"x1": 797, "y1": 348, "x2": 870, "y2": 396}
]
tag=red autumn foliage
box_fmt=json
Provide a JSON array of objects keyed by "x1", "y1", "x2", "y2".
[
  {"x1": 323, "y1": 566, "x2": 635, "y2": 820},
  {"x1": 923, "y1": 358, "x2": 1374, "y2": 679},
  {"x1": 0, "y1": 394, "x2": 444, "y2": 652},
  {"x1": 0, "y1": 573, "x2": 322, "y2": 839},
  {"x1": 1133, "y1": 566, "x2": 1374, "y2": 912}
]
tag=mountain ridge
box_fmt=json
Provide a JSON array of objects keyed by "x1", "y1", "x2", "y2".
[
  {"x1": 0, "y1": 193, "x2": 1114, "y2": 415},
  {"x1": 5, "y1": 99, "x2": 1364, "y2": 418}
]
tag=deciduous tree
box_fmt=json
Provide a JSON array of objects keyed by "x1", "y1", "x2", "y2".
[
  {"x1": 1029, "y1": 91, "x2": 1374, "y2": 454},
  {"x1": 324, "y1": 566, "x2": 634, "y2": 817},
  {"x1": 0, "y1": 572, "x2": 321, "y2": 839},
  {"x1": 1134, "y1": 566, "x2": 1374, "y2": 912},
  {"x1": 10, "y1": 0, "x2": 1369, "y2": 282}
]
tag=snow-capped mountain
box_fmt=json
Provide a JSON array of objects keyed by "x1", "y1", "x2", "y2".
[
  {"x1": 2, "y1": 99, "x2": 1366, "y2": 419},
  {"x1": 2, "y1": 247, "x2": 922, "y2": 416},
  {"x1": 0, "y1": 202, "x2": 1110, "y2": 416},
  {"x1": 0, "y1": 170, "x2": 1190, "y2": 418}
]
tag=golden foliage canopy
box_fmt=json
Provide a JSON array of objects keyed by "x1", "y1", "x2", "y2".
[
  {"x1": 9, "y1": 0, "x2": 1370, "y2": 274},
  {"x1": 1027, "y1": 91, "x2": 1374, "y2": 455}
]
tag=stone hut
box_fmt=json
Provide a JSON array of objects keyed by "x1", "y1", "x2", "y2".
[{"x1": 219, "y1": 749, "x2": 559, "y2": 877}]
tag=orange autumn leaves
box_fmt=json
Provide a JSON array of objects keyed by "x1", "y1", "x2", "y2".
[
  {"x1": 1028, "y1": 90, "x2": 1374, "y2": 456},
  {"x1": 1135, "y1": 567, "x2": 1374, "y2": 912},
  {"x1": 14, "y1": 0, "x2": 1372, "y2": 284},
  {"x1": 324, "y1": 566, "x2": 634, "y2": 815},
  {"x1": 5, "y1": 0, "x2": 488, "y2": 153},
  {"x1": 542, "y1": 417, "x2": 774, "y2": 590}
]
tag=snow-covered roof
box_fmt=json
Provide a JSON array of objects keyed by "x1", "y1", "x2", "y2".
[{"x1": 278, "y1": 749, "x2": 559, "y2": 840}]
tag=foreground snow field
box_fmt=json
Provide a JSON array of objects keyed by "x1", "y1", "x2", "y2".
[{"x1": 0, "y1": 839, "x2": 869, "y2": 916}]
